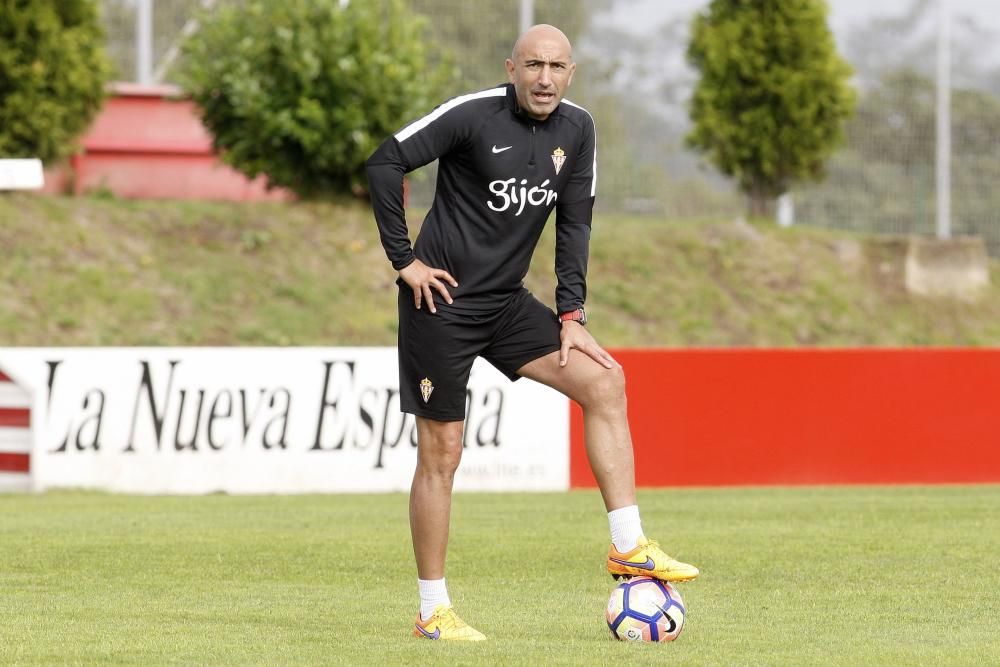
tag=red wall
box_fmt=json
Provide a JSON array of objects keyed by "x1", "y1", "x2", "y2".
[
  {"x1": 43, "y1": 83, "x2": 292, "y2": 201},
  {"x1": 569, "y1": 349, "x2": 1000, "y2": 487}
]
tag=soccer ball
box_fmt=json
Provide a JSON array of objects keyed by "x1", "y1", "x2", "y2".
[{"x1": 606, "y1": 576, "x2": 685, "y2": 642}]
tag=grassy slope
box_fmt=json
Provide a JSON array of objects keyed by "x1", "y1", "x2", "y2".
[
  {"x1": 2, "y1": 192, "x2": 1000, "y2": 347},
  {"x1": 1, "y1": 488, "x2": 998, "y2": 665}
]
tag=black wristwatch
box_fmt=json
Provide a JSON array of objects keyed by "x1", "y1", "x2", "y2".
[{"x1": 559, "y1": 308, "x2": 587, "y2": 325}]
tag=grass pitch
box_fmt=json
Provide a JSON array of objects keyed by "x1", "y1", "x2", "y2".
[{"x1": 1, "y1": 486, "x2": 998, "y2": 665}]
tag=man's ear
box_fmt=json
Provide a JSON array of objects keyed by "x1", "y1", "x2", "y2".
[{"x1": 505, "y1": 58, "x2": 516, "y2": 83}]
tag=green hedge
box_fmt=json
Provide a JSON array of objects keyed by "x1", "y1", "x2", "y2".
[
  {"x1": 177, "y1": 0, "x2": 452, "y2": 199},
  {"x1": 0, "y1": 0, "x2": 109, "y2": 163}
]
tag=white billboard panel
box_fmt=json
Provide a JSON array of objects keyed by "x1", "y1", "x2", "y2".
[{"x1": 0, "y1": 348, "x2": 569, "y2": 494}]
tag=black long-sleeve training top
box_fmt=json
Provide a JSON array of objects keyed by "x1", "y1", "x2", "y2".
[{"x1": 366, "y1": 83, "x2": 596, "y2": 315}]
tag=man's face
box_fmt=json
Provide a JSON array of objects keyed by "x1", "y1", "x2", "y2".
[{"x1": 505, "y1": 34, "x2": 575, "y2": 121}]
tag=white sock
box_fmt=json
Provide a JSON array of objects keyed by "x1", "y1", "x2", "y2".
[
  {"x1": 418, "y1": 578, "x2": 451, "y2": 622},
  {"x1": 609, "y1": 505, "x2": 643, "y2": 553}
]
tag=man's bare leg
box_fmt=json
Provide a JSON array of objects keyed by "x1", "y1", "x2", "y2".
[
  {"x1": 518, "y1": 350, "x2": 699, "y2": 582},
  {"x1": 517, "y1": 350, "x2": 635, "y2": 511},
  {"x1": 409, "y1": 416, "x2": 487, "y2": 640},
  {"x1": 410, "y1": 416, "x2": 465, "y2": 579}
]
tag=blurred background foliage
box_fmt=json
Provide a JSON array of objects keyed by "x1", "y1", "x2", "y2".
[
  {"x1": 0, "y1": 0, "x2": 110, "y2": 163},
  {"x1": 174, "y1": 0, "x2": 452, "y2": 198},
  {"x1": 90, "y1": 0, "x2": 1000, "y2": 251}
]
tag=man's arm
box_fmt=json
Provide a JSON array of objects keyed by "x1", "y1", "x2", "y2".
[
  {"x1": 366, "y1": 91, "x2": 494, "y2": 311},
  {"x1": 366, "y1": 141, "x2": 459, "y2": 313},
  {"x1": 366, "y1": 89, "x2": 501, "y2": 270},
  {"x1": 554, "y1": 110, "x2": 597, "y2": 315},
  {"x1": 554, "y1": 109, "x2": 615, "y2": 369},
  {"x1": 366, "y1": 139, "x2": 417, "y2": 272},
  {"x1": 554, "y1": 198, "x2": 593, "y2": 315}
]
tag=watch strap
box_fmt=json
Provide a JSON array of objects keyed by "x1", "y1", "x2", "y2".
[{"x1": 558, "y1": 308, "x2": 587, "y2": 324}]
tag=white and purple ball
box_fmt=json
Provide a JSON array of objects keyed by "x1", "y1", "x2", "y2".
[{"x1": 606, "y1": 576, "x2": 686, "y2": 642}]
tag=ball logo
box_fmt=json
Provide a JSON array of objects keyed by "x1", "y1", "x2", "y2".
[{"x1": 487, "y1": 178, "x2": 558, "y2": 216}]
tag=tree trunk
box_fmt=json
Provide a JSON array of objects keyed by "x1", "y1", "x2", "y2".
[{"x1": 747, "y1": 190, "x2": 774, "y2": 219}]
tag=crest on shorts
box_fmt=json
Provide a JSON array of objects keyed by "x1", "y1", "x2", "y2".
[
  {"x1": 551, "y1": 147, "x2": 566, "y2": 175},
  {"x1": 419, "y1": 378, "x2": 434, "y2": 403}
]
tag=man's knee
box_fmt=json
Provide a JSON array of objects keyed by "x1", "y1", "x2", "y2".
[
  {"x1": 577, "y1": 365, "x2": 627, "y2": 411},
  {"x1": 416, "y1": 419, "x2": 465, "y2": 475}
]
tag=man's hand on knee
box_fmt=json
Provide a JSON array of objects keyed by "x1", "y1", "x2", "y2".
[{"x1": 559, "y1": 321, "x2": 617, "y2": 369}]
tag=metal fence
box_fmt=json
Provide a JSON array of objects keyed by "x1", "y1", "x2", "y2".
[
  {"x1": 794, "y1": 0, "x2": 1000, "y2": 254},
  {"x1": 97, "y1": 0, "x2": 1000, "y2": 252}
]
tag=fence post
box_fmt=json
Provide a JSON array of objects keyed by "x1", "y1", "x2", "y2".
[
  {"x1": 136, "y1": 0, "x2": 153, "y2": 85},
  {"x1": 520, "y1": 0, "x2": 534, "y2": 35},
  {"x1": 935, "y1": 0, "x2": 952, "y2": 240}
]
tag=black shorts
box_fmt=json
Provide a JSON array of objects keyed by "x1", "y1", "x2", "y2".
[{"x1": 397, "y1": 286, "x2": 562, "y2": 421}]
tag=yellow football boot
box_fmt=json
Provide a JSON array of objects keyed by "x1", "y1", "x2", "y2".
[
  {"x1": 413, "y1": 605, "x2": 487, "y2": 641},
  {"x1": 607, "y1": 535, "x2": 700, "y2": 582}
]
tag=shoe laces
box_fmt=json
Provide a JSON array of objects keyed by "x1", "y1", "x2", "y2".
[
  {"x1": 642, "y1": 537, "x2": 666, "y2": 554},
  {"x1": 644, "y1": 539, "x2": 681, "y2": 562},
  {"x1": 435, "y1": 607, "x2": 465, "y2": 630}
]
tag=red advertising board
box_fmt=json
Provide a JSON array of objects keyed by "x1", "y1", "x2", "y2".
[{"x1": 570, "y1": 349, "x2": 1000, "y2": 487}]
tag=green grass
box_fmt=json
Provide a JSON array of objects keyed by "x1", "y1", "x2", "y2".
[
  {"x1": 3, "y1": 193, "x2": 1000, "y2": 347},
  {"x1": 2, "y1": 487, "x2": 998, "y2": 665}
]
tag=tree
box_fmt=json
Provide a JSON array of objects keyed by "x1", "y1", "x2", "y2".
[
  {"x1": 0, "y1": 0, "x2": 110, "y2": 163},
  {"x1": 686, "y1": 0, "x2": 856, "y2": 216},
  {"x1": 175, "y1": 0, "x2": 452, "y2": 198}
]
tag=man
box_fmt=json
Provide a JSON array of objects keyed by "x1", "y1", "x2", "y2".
[{"x1": 366, "y1": 24, "x2": 699, "y2": 642}]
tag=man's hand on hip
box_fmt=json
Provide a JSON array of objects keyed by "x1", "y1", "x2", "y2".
[
  {"x1": 398, "y1": 259, "x2": 458, "y2": 314},
  {"x1": 559, "y1": 321, "x2": 617, "y2": 369}
]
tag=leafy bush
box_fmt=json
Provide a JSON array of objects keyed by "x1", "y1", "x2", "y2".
[
  {"x1": 0, "y1": 0, "x2": 109, "y2": 163},
  {"x1": 177, "y1": 0, "x2": 452, "y2": 198},
  {"x1": 686, "y1": 0, "x2": 856, "y2": 216}
]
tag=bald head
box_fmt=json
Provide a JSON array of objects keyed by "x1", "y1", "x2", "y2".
[
  {"x1": 511, "y1": 24, "x2": 573, "y2": 62},
  {"x1": 505, "y1": 24, "x2": 576, "y2": 121}
]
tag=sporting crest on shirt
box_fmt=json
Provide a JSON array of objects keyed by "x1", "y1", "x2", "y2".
[
  {"x1": 419, "y1": 377, "x2": 434, "y2": 403},
  {"x1": 551, "y1": 147, "x2": 566, "y2": 175}
]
